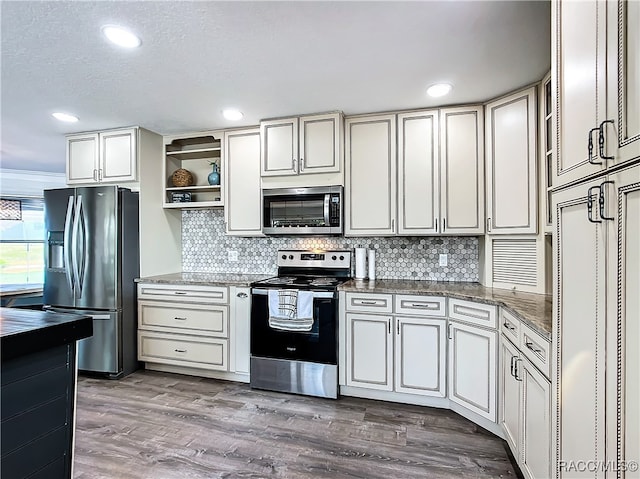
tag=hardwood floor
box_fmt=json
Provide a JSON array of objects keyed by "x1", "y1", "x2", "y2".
[{"x1": 73, "y1": 370, "x2": 516, "y2": 479}]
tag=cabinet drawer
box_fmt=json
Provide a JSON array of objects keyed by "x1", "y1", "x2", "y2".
[
  {"x1": 448, "y1": 298, "x2": 497, "y2": 329},
  {"x1": 345, "y1": 293, "x2": 393, "y2": 313},
  {"x1": 138, "y1": 331, "x2": 228, "y2": 371},
  {"x1": 395, "y1": 295, "x2": 446, "y2": 317},
  {"x1": 500, "y1": 308, "x2": 520, "y2": 345},
  {"x1": 519, "y1": 324, "x2": 551, "y2": 379},
  {"x1": 137, "y1": 283, "x2": 228, "y2": 304},
  {"x1": 139, "y1": 301, "x2": 228, "y2": 337}
]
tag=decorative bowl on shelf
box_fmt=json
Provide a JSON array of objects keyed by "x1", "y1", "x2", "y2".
[{"x1": 171, "y1": 168, "x2": 193, "y2": 187}]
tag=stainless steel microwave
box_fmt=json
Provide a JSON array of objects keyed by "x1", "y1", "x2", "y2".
[{"x1": 262, "y1": 186, "x2": 343, "y2": 235}]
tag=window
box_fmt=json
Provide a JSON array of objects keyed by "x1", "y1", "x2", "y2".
[{"x1": 0, "y1": 198, "x2": 45, "y2": 285}]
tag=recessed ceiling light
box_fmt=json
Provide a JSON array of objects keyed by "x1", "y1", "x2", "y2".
[
  {"x1": 52, "y1": 112, "x2": 79, "y2": 123},
  {"x1": 223, "y1": 109, "x2": 244, "y2": 121},
  {"x1": 101, "y1": 25, "x2": 141, "y2": 48},
  {"x1": 427, "y1": 83, "x2": 453, "y2": 98}
]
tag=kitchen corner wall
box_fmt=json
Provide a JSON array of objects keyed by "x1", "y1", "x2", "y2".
[{"x1": 182, "y1": 210, "x2": 479, "y2": 281}]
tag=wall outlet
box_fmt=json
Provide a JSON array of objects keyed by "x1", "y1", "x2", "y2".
[
  {"x1": 228, "y1": 250, "x2": 239, "y2": 262},
  {"x1": 439, "y1": 253, "x2": 448, "y2": 267}
]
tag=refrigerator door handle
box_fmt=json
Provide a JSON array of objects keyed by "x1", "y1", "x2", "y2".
[
  {"x1": 63, "y1": 195, "x2": 75, "y2": 292},
  {"x1": 72, "y1": 195, "x2": 83, "y2": 298}
]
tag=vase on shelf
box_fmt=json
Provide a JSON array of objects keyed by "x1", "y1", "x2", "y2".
[{"x1": 207, "y1": 163, "x2": 220, "y2": 186}]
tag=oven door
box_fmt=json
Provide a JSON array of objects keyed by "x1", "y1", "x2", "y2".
[{"x1": 250, "y1": 288, "x2": 337, "y2": 364}]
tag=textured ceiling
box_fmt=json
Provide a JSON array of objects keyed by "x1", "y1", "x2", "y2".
[{"x1": 0, "y1": 1, "x2": 550, "y2": 173}]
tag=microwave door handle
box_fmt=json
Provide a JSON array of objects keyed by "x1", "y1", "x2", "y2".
[{"x1": 323, "y1": 194, "x2": 330, "y2": 226}]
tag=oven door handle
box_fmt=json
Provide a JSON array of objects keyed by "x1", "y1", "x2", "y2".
[{"x1": 251, "y1": 288, "x2": 335, "y2": 299}]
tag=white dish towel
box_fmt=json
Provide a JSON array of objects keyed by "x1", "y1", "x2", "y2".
[{"x1": 268, "y1": 289, "x2": 314, "y2": 332}]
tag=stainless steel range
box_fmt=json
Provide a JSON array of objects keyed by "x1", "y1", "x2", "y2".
[{"x1": 250, "y1": 249, "x2": 351, "y2": 399}]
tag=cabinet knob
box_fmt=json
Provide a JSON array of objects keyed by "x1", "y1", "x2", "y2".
[{"x1": 237, "y1": 292, "x2": 248, "y2": 298}]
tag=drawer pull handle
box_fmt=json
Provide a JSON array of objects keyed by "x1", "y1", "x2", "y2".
[
  {"x1": 359, "y1": 300, "x2": 379, "y2": 305},
  {"x1": 503, "y1": 322, "x2": 516, "y2": 331},
  {"x1": 174, "y1": 349, "x2": 187, "y2": 353},
  {"x1": 525, "y1": 341, "x2": 543, "y2": 354},
  {"x1": 174, "y1": 317, "x2": 187, "y2": 321},
  {"x1": 174, "y1": 292, "x2": 187, "y2": 295},
  {"x1": 410, "y1": 303, "x2": 432, "y2": 308},
  {"x1": 237, "y1": 292, "x2": 248, "y2": 298}
]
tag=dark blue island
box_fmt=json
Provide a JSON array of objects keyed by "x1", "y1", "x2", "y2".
[{"x1": 1, "y1": 307, "x2": 92, "y2": 478}]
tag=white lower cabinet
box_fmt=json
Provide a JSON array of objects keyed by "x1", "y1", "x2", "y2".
[
  {"x1": 346, "y1": 313, "x2": 393, "y2": 391},
  {"x1": 500, "y1": 317, "x2": 551, "y2": 479},
  {"x1": 139, "y1": 331, "x2": 228, "y2": 371},
  {"x1": 230, "y1": 286, "x2": 251, "y2": 376},
  {"x1": 345, "y1": 309, "x2": 446, "y2": 397},
  {"x1": 137, "y1": 282, "x2": 251, "y2": 378},
  {"x1": 394, "y1": 317, "x2": 446, "y2": 397},
  {"x1": 448, "y1": 320, "x2": 497, "y2": 422}
]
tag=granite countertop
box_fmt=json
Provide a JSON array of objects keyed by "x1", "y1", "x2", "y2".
[
  {"x1": 339, "y1": 279, "x2": 552, "y2": 339},
  {"x1": 0, "y1": 307, "x2": 93, "y2": 361},
  {"x1": 136, "y1": 272, "x2": 273, "y2": 287}
]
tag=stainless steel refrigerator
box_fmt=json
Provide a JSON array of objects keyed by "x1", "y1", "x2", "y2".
[{"x1": 43, "y1": 185, "x2": 139, "y2": 378}]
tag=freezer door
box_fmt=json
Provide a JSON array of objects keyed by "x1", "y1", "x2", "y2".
[
  {"x1": 74, "y1": 186, "x2": 119, "y2": 310},
  {"x1": 46, "y1": 307, "x2": 120, "y2": 375},
  {"x1": 44, "y1": 188, "x2": 76, "y2": 308}
]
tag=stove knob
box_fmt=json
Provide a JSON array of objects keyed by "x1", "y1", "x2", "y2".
[
  {"x1": 332, "y1": 255, "x2": 337, "y2": 261},
  {"x1": 281, "y1": 254, "x2": 287, "y2": 260},
  {"x1": 339, "y1": 255, "x2": 345, "y2": 261},
  {"x1": 289, "y1": 255, "x2": 294, "y2": 260}
]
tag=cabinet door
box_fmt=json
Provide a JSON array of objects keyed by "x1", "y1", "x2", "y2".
[
  {"x1": 448, "y1": 321, "x2": 497, "y2": 422},
  {"x1": 606, "y1": 166, "x2": 640, "y2": 474},
  {"x1": 499, "y1": 337, "x2": 521, "y2": 456},
  {"x1": 605, "y1": 0, "x2": 640, "y2": 168},
  {"x1": 520, "y1": 358, "x2": 551, "y2": 479},
  {"x1": 395, "y1": 317, "x2": 446, "y2": 397},
  {"x1": 230, "y1": 287, "x2": 251, "y2": 376},
  {"x1": 299, "y1": 113, "x2": 341, "y2": 174},
  {"x1": 486, "y1": 87, "x2": 538, "y2": 234},
  {"x1": 224, "y1": 128, "x2": 263, "y2": 236},
  {"x1": 346, "y1": 313, "x2": 393, "y2": 391},
  {"x1": 439, "y1": 106, "x2": 484, "y2": 234},
  {"x1": 66, "y1": 133, "x2": 98, "y2": 184},
  {"x1": 552, "y1": 178, "x2": 607, "y2": 477},
  {"x1": 100, "y1": 128, "x2": 137, "y2": 182},
  {"x1": 261, "y1": 118, "x2": 298, "y2": 176},
  {"x1": 397, "y1": 110, "x2": 440, "y2": 235},
  {"x1": 345, "y1": 114, "x2": 397, "y2": 236},
  {"x1": 552, "y1": 0, "x2": 607, "y2": 187}
]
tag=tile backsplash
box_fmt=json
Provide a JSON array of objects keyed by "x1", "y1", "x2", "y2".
[{"x1": 182, "y1": 209, "x2": 479, "y2": 281}]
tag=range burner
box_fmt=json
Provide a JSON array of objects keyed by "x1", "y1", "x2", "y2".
[
  {"x1": 262, "y1": 276, "x2": 296, "y2": 285},
  {"x1": 252, "y1": 249, "x2": 352, "y2": 292},
  {"x1": 309, "y1": 278, "x2": 338, "y2": 287}
]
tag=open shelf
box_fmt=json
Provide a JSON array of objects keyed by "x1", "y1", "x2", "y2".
[{"x1": 163, "y1": 133, "x2": 224, "y2": 209}]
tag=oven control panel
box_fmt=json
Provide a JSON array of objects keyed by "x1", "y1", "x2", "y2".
[{"x1": 277, "y1": 250, "x2": 351, "y2": 269}]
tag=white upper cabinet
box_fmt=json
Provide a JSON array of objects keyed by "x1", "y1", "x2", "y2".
[
  {"x1": 345, "y1": 114, "x2": 397, "y2": 236},
  {"x1": 224, "y1": 128, "x2": 262, "y2": 236},
  {"x1": 605, "y1": 0, "x2": 640, "y2": 168},
  {"x1": 552, "y1": 0, "x2": 608, "y2": 187},
  {"x1": 261, "y1": 117, "x2": 298, "y2": 176},
  {"x1": 440, "y1": 106, "x2": 485, "y2": 234},
  {"x1": 261, "y1": 112, "x2": 342, "y2": 177},
  {"x1": 67, "y1": 128, "x2": 137, "y2": 184},
  {"x1": 486, "y1": 87, "x2": 538, "y2": 235},
  {"x1": 346, "y1": 107, "x2": 484, "y2": 236},
  {"x1": 299, "y1": 114, "x2": 342, "y2": 174},
  {"x1": 67, "y1": 133, "x2": 98, "y2": 184},
  {"x1": 397, "y1": 110, "x2": 440, "y2": 235}
]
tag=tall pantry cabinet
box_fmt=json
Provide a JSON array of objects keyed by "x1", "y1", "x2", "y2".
[{"x1": 552, "y1": 0, "x2": 640, "y2": 477}]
